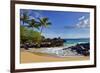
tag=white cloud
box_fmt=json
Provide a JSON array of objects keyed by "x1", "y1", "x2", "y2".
[
  {"x1": 76, "y1": 16, "x2": 90, "y2": 28},
  {"x1": 78, "y1": 16, "x2": 85, "y2": 21},
  {"x1": 64, "y1": 16, "x2": 90, "y2": 29}
]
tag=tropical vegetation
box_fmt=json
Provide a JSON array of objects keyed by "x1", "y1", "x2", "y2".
[{"x1": 20, "y1": 11, "x2": 52, "y2": 48}]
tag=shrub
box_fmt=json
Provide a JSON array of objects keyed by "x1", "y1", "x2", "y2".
[{"x1": 20, "y1": 26, "x2": 41, "y2": 44}]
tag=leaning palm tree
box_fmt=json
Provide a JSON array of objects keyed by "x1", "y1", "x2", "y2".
[
  {"x1": 34, "y1": 17, "x2": 51, "y2": 47},
  {"x1": 38, "y1": 17, "x2": 51, "y2": 34},
  {"x1": 20, "y1": 11, "x2": 29, "y2": 26}
]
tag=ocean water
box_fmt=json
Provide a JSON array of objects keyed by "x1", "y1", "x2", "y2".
[
  {"x1": 30, "y1": 38, "x2": 90, "y2": 57},
  {"x1": 63, "y1": 38, "x2": 90, "y2": 47}
]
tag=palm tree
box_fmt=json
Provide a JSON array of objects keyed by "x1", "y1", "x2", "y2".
[
  {"x1": 20, "y1": 11, "x2": 29, "y2": 26},
  {"x1": 28, "y1": 19, "x2": 40, "y2": 30},
  {"x1": 38, "y1": 17, "x2": 51, "y2": 34},
  {"x1": 34, "y1": 17, "x2": 51, "y2": 47}
]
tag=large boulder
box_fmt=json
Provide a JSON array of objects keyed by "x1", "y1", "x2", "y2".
[{"x1": 63, "y1": 43, "x2": 90, "y2": 56}]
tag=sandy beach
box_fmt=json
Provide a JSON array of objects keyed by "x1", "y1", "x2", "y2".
[{"x1": 20, "y1": 48, "x2": 90, "y2": 63}]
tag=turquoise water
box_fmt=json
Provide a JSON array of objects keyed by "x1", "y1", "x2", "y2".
[{"x1": 63, "y1": 38, "x2": 90, "y2": 47}]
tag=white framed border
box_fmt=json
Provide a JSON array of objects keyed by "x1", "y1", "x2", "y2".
[{"x1": 14, "y1": 3, "x2": 95, "y2": 69}]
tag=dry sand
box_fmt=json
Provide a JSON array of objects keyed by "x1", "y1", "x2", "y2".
[{"x1": 20, "y1": 49, "x2": 90, "y2": 63}]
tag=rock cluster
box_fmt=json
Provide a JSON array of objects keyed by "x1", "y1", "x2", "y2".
[{"x1": 29, "y1": 43, "x2": 90, "y2": 57}]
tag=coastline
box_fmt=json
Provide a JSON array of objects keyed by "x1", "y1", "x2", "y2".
[
  {"x1": 20, "y1": 50, "x2": 89, "y2": 63},
  {"x1": 20, "y1": 47, "x2": 90, "y2": 63},
  {"x1": 20, "y1": 41, "x2": 90, "y2": 63}
]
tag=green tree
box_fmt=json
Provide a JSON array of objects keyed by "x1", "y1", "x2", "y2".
[
  {"x1": 20, "y1": 11, "x2": 29, "y2": 25},
  {"x1": 33, "y1": 17, "x2": 51, "y2": 47},
  {"x1": 38, "y1": 17, "x2": 51, "y2": 34},
  {"x1": 20, "y1": 16, "x2": 52, "y2": 48},
  {"x1": 20, "y1": 26, "x2": 29, "y2": 44},
  {"x1": 28, "y1": 19, "x2": 40, "y2": 30},
  {"x1": 28, "y1": 29, "x2": 41, "y2": 44},
  {"x1": 20, "y1": 26, "x2": 41, "y2": 45}
]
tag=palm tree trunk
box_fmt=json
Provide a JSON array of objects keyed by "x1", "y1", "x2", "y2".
[
  {"x1": 37, "y1": 26, "x2": 43, "y2": 48},
  {"x1": 40, "y1": 26, "x2": 43, "y2": 34}
]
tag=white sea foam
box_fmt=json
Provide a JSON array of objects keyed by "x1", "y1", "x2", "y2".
[{"x1": 29, "y1": 47, "x2": 82, "y2": 57}]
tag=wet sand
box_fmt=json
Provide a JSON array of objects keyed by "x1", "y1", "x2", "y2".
[{"x1": 20, "y1": 48, "x2": 90, "y2": 63}]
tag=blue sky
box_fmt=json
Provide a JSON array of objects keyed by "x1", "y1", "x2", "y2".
[{"x1": 20, "y1": 9, "x2": 90, "y2": 39}]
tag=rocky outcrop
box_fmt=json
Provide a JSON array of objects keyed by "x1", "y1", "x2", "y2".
[
  {"x1": 20, "y1": 37, "x2": 64, "y2": 48},
  {"x1": 27, "y1": 43, "x2": 90, "y2": 57},
  {"x1": 63, "y1": 43, "x2": 90, "y2": 56},
  {"x1": 41, "y1": 38, "x2": 64, "y2": 47}
]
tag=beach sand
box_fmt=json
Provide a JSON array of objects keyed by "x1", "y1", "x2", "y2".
[{"x1": 20, "y1": 48, "x2": 90, "y2": 63}]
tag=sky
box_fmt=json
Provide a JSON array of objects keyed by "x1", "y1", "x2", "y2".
[{"x1": 20, "y1": 9, "x2": 90, "y2": 39}]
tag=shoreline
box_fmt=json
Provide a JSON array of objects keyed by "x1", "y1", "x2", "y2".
[
  {"x1": 21, "y1": 51, "x2": 90, "y2": 63},
  {"x1": 20, "y1": 42, "x2": 90, "y2": 63},
  {"x1": 20, "y1": 48, "x2": 90, "y2": 63}
]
